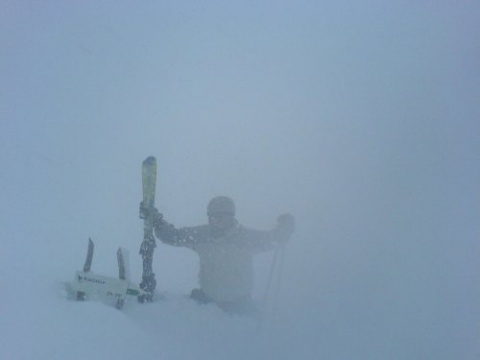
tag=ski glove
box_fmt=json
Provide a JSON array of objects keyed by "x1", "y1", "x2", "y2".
[
  {"x1": 276, "y1": 213, "x2": 295, "y2": 242},
  {"x1": 139, "y1": 202, "x2": 163, "y2": 227}
]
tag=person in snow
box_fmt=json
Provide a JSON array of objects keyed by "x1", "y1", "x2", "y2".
[{"x1": 140, "y1": 196, "x2": 294, "y2": 316}]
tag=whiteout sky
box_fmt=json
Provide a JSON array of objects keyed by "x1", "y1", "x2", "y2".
[{"x1": 1, "y1": 1, "x2": 479, "y2": 359}]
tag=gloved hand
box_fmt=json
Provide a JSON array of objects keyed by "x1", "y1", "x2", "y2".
[
  {"x1": 277, "y1": 213, "x2": 295, "y2": 241},
  {"x1": 139, "y1": 202, "x2": 163, "y2": 227}
]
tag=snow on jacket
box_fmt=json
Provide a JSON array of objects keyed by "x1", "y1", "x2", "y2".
[{"x1": 154, "y1": 219, "x2": 291, "y2": 303}]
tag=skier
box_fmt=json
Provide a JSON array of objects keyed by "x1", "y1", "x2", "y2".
[{"x1": 140, "y1": 196, "x2": 294, "y2": 316}]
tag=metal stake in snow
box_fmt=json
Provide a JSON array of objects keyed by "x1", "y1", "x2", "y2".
[{"x1": 69, "y1": 239, "x2": 148, "y2": 309}]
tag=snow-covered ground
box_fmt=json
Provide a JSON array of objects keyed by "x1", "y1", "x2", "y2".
[
  {"x1": 2, "y1": 1, "x2": 479, "y2": 359},
  {"x1": 1, "y1": 229, "x2": 478, "y2": 360}
]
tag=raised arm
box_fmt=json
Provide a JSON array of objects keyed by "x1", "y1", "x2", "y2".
[
  {"x1": 140, "y1": 203, "x2": 207, "y2": 248},
  {"x1": 242, "y1": 213, "x2": 295, "y2": 252},
  {"x1": 154, "y1": 221, "x2": 208, "y2": 247}
]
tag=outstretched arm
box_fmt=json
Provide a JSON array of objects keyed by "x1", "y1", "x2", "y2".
[
  {"x1": 244, "y1": 213, "x2": 295, "y2": 252},
  {"x1": 154, "y1": 221, "x2": 208, "y2": 247},
  {"x1": 140, "y1": 202, "x2": 207, "y2": 247}
]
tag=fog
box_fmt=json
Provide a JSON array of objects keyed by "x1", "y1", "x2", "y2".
[{"x1": 1, "y1": 1, "x2": 479, "y2": 359}]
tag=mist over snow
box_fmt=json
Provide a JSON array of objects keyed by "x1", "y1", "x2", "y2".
[{"x1": 1, "y1": 1, "x2": 479, "y2": 359}]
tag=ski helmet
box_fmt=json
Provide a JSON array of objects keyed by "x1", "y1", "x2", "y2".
[{"x1": 207, "y1": 196, "x2": 236, "y2": 216}]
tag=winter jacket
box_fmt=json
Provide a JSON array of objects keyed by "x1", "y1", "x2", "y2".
[{"x1": 154, "y1": 219, "x2": 292, "y2": 303}]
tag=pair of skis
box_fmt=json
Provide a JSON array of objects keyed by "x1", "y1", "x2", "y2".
[{"x1": 69, "y1": 157, "x2": 158, "y2": 308}]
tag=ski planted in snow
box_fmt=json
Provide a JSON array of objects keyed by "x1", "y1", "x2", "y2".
[{"x1": 138, "y1": 156, "x2": 157, "y2": 303}]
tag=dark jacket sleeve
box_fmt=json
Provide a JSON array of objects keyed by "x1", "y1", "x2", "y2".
[
  {"x1": 242, "y1": 220, "x2": 294, "y2": 253},
  {"x1": 154, "y1": 220, "x2": 208, "y2": 248}
]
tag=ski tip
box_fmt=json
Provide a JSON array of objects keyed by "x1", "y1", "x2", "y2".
[{"x1": 143, "y1": 156, "x2": 156, "y2": 164}]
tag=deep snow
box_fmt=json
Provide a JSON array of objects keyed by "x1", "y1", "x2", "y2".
[{"x1": 1, "y1": 1, "x2": 479, "y2": 359}]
